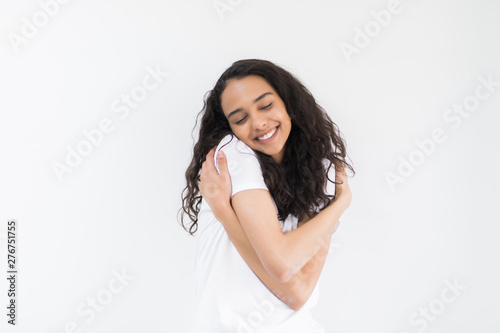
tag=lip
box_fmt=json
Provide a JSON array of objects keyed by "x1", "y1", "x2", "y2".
[{"x1": 254, "y1": 126, "x2": 279, "y2": 143}]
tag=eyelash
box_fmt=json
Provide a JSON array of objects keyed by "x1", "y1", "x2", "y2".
[{"x1": 235, "y1": 103, "x2": 272, "y2": 125}]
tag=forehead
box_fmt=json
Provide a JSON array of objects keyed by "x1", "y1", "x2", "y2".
[{"x1": 220, "y1": 75, "x2": 274, "y2": 115}]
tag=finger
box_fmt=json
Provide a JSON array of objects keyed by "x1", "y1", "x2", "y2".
[
  {"x1": 335, "y1": 165, "x2": 348, "y2": 183},
  {"x1": 216, "y1": 150, "x2": 229, "y2": 176},
  {"x1": 205, "y1": 147, "x2": 217, "y2": 172},
  {"x1": 200, "y1": 161, "x2": 207, "y2": 179},
  {"x1": 339, "y1": 165, "x2": 347, "y2": 177}
]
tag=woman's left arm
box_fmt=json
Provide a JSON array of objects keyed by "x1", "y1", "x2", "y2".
[{"x1": 213, "y1": 200, "x2": 331, "y2": 310}]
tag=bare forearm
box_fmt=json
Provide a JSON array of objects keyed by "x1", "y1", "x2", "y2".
[
  {"x1": 214, "y1": 194, "x2": 345, "y2": 284},
  {"x1": 217, "y1": 207, "x2": 304, "y2": 309},
  {"x1": 279, "y1": 200, "x2": 344, "y2": 281},
  {"x1": 216, "y1": 205, "x2": 335, "y2": 310},
  {"x1": 292, "y1": 225, "x2": 332, "y2": 308}
]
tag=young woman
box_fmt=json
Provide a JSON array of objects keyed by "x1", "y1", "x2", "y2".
[{"x1": 180, "y1": 59, "x2": 354, "y2": 332}]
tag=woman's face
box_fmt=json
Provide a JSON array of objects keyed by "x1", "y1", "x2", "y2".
[{"x1": 220, "y1": 75, "x2": 292, "y2": 164}]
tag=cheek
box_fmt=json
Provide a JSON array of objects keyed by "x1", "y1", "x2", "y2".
[
  {"x1": 230, "y1": 125, "x2": 247, "y2": 138},
  {"x1": 279, "y1": 110, "x2": 291, "y2": 126},
  {"x1": 282, "y1": 116, "x2": 292, "y2": 134}
]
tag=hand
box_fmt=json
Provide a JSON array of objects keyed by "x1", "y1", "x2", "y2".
[
  {"x1": 297, "y1": 211, "x2": 317, "y2": 228},
  {"x1": 197, "y1": 146, "x2": 233, "y2": 220},
  {"x1": 333, "y1": 165, "x2": 352, "y2": 210}
]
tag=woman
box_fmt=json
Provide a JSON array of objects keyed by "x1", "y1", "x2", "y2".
[{"x1": 180, "y1": 59, "x2": 354, "y2": 332}]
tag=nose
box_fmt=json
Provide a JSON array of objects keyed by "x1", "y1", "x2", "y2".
[{"x1": 252, "y1": 113, "x2": 267, "y2": 130}]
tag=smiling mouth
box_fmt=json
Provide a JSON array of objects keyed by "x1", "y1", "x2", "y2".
[{"x1": 255, "y1": 126, "x2": 278, "y2": 141}]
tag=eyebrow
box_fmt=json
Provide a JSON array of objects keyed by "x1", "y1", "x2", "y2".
[{"x1": 226, "y1": 92, "x2": 273, "y2": 120}]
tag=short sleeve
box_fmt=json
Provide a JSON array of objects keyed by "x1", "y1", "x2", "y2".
[{"x1": 214, "y1": 134, "x2": 268, "y2": 198}]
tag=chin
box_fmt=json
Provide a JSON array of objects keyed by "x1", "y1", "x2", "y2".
[{"x1": 262, "y1": 147, "x2": 282, "y2": 158}]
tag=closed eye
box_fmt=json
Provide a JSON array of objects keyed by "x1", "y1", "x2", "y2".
[
  {"x1": 235, "y1": 116, "x2": 247, "y2": 125},
  {"x1": 234, "y1": 103, "x2": 272, "y2": 125}
]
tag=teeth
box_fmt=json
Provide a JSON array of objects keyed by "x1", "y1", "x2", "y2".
[{"x1": 257, "y1": 127, "x2": 277, "y2": 140}]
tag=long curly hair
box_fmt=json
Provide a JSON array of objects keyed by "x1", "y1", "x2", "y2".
[{"x1": 179, "y1": 59, "x2": 355, "y2": 236}]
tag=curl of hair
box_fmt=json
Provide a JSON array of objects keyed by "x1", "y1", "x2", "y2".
[{"x1": 179, "y1": 59, "x2": 355, "y2": 235}]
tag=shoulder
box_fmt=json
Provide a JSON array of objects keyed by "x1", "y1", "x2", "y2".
[
  {"x1": 215, "y1": 134, "x2": 256, "y2": 157},
  {"x1": 214, "y1": 134, "x2": 268, "y2": 196},
  {"x1": 214, "y1": 134, "x2": 260, "y2": 174}
]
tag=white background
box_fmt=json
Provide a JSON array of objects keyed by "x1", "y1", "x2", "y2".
[{"x1": 1, "y1": 0, "x2": 499, "y2": 332}]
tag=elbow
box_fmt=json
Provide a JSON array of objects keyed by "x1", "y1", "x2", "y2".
[
  {"x1": 277, "y1": 272, "x2": 290, "y2": 284},
  {"x1": 275, "y1": 261, "x2": 294, "y2": 284},
  {"x1": 266, "y1": 264, "x2": 290, "y2": 284},
  {"x1": 278, "y1": 268, "x2": 293, "y2": 284},
  {"x1": 265, "y1": 260, "x2": 292, "y2": 284},
  {"x1": 271, "y1": 243, "x2": 295, "y2": 283},
  {"x1": 288, "y1": 290, "x2": 306, "y2": 311},
  {"x1": 274, "y1": 268, "x2": 308, "y2": 310},
  {"x1": 263, "y1": 249, "x2": 292, "y2": 283},
  {"x1": 277, "y1": 261, "x2": 303, "y2": 284},
  {"x1": 289, "y1": 300, "x2": 305, "y2": 311}
]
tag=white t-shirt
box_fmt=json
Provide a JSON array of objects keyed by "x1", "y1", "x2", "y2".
[{"x1": 189, "y1": 133, "x2": 336, "y2": 333}]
